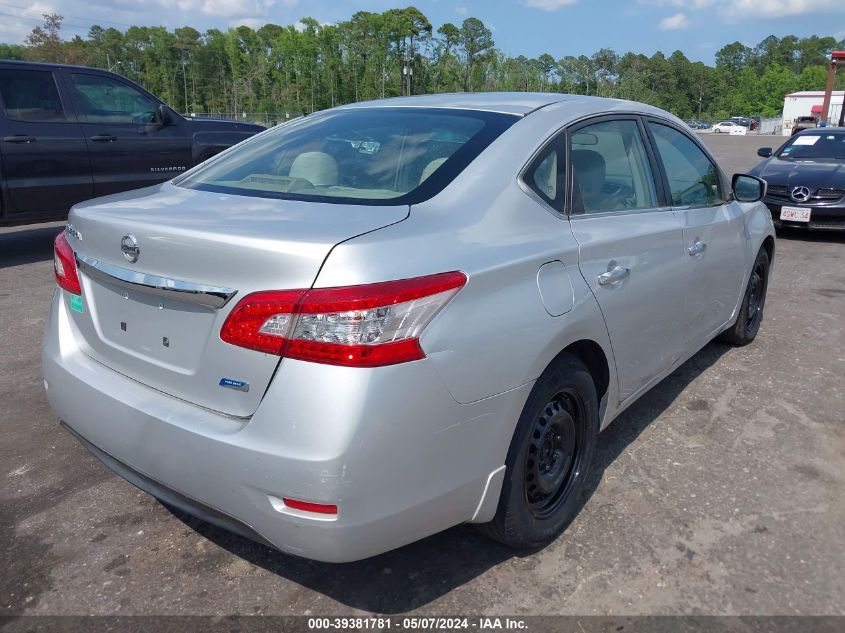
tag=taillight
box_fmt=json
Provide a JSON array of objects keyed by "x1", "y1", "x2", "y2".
[
  {"x1": 282, "y1": 498, "x2": 338, "y2": 515},
  {"x1": 53, "y1": 232, "x2": 81, "y2": 295},
  {"x1": 220, "y1": 271, "x2": 467, "y2": 367}
]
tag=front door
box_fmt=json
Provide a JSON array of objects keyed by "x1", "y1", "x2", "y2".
[
  {"x1": 66, "y1": 71, "x2": 192, "y2": 197},
  {"x1": 0, "y1": 67, "x2": 92, "y2": 216},
  {"x1": 567, "y1": 117, "x2": 688, "y2": 401},
  {"x1": 646, "y1": 121, "x2": 746, "y2": 340}
]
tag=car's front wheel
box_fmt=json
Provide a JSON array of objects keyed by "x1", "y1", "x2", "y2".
[
  {"x1": 476, "y1": 354, "x2": 598, "y2": 549},
  {"x1": 719, "y1": 247, "x2": 770, "y2": 346}
]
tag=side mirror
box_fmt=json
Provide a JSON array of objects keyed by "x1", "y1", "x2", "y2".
[
  {"x1": 156, "y1": 104, "x2": 173, "y2": 126},
  {"x1": 757, "y1": 147, "x2": 773, "y2": 158},
  {"x1": 732, "y1": 174, "x2": 766, "y2": 203}
]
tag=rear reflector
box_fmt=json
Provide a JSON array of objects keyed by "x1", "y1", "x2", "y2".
[
  {"x1": 282, "y1": 498, "x2": 338, "y2": 515},
  {"x1": 220, "y1": 271, "x2": 467, "y2": 367},
  {"x1": 53, "y1": 232, "x2": 82, "y2": 295}
]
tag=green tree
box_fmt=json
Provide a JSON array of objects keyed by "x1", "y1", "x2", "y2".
[
  {"x1": 715, "y1": 41, "x2": 752, "y2": 73},
  {"x1": 458, "y1": 17, "x2": 493, "y2": 92},
  {"x1": 25, "y1": 13, "x2": 65, "y2": 62}
]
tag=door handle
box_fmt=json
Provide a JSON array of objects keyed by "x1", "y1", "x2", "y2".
[
  {"x1": 688, "y1": 240, "x2": 707, "y2": 256},
  {"x1": 90, "y1": 134, "x2": 117, "y2": 142},
  {"x1": 3, "y1": 135, "x2": 35, "y2": 143},
  {"x1": 597, "y1": 265, "x2": 630, "y2": 286}
]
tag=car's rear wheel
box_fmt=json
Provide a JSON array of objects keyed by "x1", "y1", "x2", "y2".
[
  {"x1": 719, "y1": 247, "x2": 770, "y2": 346},
  {"x1": 476, "y1": 354, "x2": 598, "y2": 549}
]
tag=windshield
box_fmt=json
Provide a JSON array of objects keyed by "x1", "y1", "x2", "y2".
[
  {"x1": 176, "y1": 107, "x2": 517, "y2": 205},
  {"x1": 778, "y1": 133, "x2": 845, "y2": 160}
]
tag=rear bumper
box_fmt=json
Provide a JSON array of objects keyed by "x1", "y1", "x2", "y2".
[
  {"x1": 765, "y1": 201, "x2": 845, "y2": 231},
  {"x1": 42, "y1": 290, "x2": 529, "y2": 562}
]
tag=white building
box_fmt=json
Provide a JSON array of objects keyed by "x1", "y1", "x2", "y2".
[{"x1": 781, "y1": 90, "x2": 844, "y2": 136}]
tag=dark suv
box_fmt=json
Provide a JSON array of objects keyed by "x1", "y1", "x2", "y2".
[{"x1": 0, "y1": 60, "x2": 264, "y2": 226}]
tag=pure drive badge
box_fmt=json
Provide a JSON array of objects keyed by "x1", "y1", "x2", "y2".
[{"x1": 219, "y1": 377, "x2": 249, "y2": 392}]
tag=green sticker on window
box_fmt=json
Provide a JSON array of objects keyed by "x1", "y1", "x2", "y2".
[{"x1": 69, "y1": 293, "x2": 83, "y2": 313}]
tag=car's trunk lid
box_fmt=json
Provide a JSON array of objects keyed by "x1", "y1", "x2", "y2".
[{"x1": 65, "y1": 183, "x2": 408, "y2": 417}]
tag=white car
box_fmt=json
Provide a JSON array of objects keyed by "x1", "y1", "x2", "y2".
[{"x1": 713, "y1": 121, "x2": 743, "y2": 133}]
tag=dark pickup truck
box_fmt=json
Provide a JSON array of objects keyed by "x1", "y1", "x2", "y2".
[{"x1": 0, "y1": 60, "x2": 264, "y2": 226}]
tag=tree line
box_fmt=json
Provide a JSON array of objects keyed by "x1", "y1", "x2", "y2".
[{"x1": 2, "y1": 8, "x2": 844, "y2": 121}]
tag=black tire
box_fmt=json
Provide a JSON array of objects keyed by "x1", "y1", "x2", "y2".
[
  {"x1": 719, "y1": 247, "x2": 770, "y2": 346},
  {"x1": 476, "y1": 354, "x2": 598, "y2": 549}
]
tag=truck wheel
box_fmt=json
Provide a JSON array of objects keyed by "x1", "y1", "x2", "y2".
[{"x1": 476, "y1": 354, "x2": 598, "y2": 549}]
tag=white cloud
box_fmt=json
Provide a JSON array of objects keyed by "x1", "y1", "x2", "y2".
[
  {"x1": 176, "y1": 0, "x2": 261, "y2": 18},
  {"x1": 455, "y1": 6, "x2": 468, "y2": 16},
  {"x1": 0, "y1": 0, "x2": 305, "y2": 43},
  {"x1": 524, "y1": 0, "x2": 578, "y2": 11},
  {"x1": 230, "y1": 16, "x2": 264, "y2": 28},
  {"x1": 643, "y1": 0, "x2": 845, "y2": 17},
  {"x1": 0, "y1": 1, "x2": 56, "y2": 42},
  {"x1": 658, "y1": 12, "x2": 690, "y2": 30}
]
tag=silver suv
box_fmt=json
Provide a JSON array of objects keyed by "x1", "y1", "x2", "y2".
[{"x1": 43, "y1": 93, "x2": 774, "y2": 562}]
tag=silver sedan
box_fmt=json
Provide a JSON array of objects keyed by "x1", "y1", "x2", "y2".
[{"x1": 43, "y1": 93, "x2": 774, "y2": 562}]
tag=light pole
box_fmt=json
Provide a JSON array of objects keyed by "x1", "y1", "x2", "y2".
[
  {"x1": 697, "y1": 83, "x2": 703, "y2": 120},
  {"x1": 182, "y1": 57, "x2": 188, "y2": 114},
  {"x1": 106, "y1": 53, "x2": 122, "y2": 73},
  {"x1": 403, "y1": 47, "x2": 413, "y2": 96}
]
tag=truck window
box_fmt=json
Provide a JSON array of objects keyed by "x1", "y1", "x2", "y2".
[
  {"x1": 0, "y1": 69, "x2": 66, "y2": 122},
  {"x1": 70, "y1": 73, "x2": 156, "y2": 124}
]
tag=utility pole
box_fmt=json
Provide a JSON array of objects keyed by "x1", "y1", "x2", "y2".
[{"x1": 821, "y1": 50, "x2": 845, "y2": 125}]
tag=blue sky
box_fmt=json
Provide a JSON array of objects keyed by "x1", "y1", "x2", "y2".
[{"x1": 1, "y1": 0, "x2": 844, "y2": 64}]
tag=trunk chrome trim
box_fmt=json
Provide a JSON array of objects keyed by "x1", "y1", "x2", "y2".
[{"x1": 75, "y1": 253, "x2": 238, "y2": 309}]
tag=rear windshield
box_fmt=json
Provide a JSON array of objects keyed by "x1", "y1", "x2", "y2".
[
  {"x1": 778, "y1": 133, "x2": 845, "y2": 160},
  {"x1": 176, "y1": 107, "x2": 517, "y2": 205}
]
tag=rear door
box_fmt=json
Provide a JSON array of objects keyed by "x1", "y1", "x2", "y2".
[
  {"x1": 567, "y1": 116, "x2": 689, "y2": 401},
  {"x1": 645, "y1": 120, "x2": 746, "y2": 341},
  {"x1": 66, "y1": 70, "x2": 192, "y2": 196},
  {"x1": 0, "y1": 66, "x2": 92, "y2": 216}
]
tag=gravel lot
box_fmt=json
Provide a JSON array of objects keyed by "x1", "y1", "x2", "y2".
[{"x1": 1, "y1": 133, "x2": 843, "y2": 617}]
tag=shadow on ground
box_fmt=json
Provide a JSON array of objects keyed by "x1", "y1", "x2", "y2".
[
  {"x1": 775, "y1": 227, "x2": 845, "y2": 244},
  {"x1": 0, "y1": 224, "x2": 63, "y2": 269},
  {"x1": 166, "y1": 341, "x2": 730, "y2": 613}
]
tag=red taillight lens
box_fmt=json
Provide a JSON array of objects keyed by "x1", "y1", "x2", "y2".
[
  {"x1": 53, "y1": 232, "x2": 81, "y2": 295},
  {"x1": 282, "y1": 498, "x2": 338, "y2": 515},
  {"x1": 220, "y1": 271, "x2": 467, "y2": 367},
  {"x1": 219, "y1": 290, "x2": 305, "y2": 355}
]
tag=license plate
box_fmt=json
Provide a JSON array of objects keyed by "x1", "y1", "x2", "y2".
[{"x1": 780, "y1": 206, "x2": 811, "y2": 222}]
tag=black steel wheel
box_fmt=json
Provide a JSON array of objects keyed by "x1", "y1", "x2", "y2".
[
  {"x1": 719, "y1": 246, "x2": 770, "y2": 346},
  {"x1": 744, "y1": 259, "x2": 765, "y2": 333},
  {"x1": 476, "y1": 353, "x2": 598, "y2": 549},
  {"x1": 524, "y1": 390, "x2": 587, "y2": 520}
]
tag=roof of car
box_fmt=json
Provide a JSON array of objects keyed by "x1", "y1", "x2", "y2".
[
  {"x1": 334, "y1": 92, "x2": 680, "y2": 117},
  {"x1": 334, "y1": 92, "x2": 587, "y2": 116},
  {"x1": 0, "y1": 59, "x2": 111, "y2": 72},
  {"x1": 794, "y1": 127, "x2": 845, "y2": 134}
]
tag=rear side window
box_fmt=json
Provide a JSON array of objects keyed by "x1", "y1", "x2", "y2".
[
  {"x1": 569, "y1": 119, "x2": 658, "y2": 214},
  {"x1": 649, "y1": 123, "x2": 723, "y2": 206},
  {"x1": 177, "y1": 108, "x2": 517, "y2": 205},
  {"x1": 0, "y1": 69, "x2": 66, "y2": 122},
  {"x1": 524, "y1": 144, "x2": 564, "y2": 208},
  {"x1": 70, "y1": 73, "x2": 156, "y2": 124}
]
